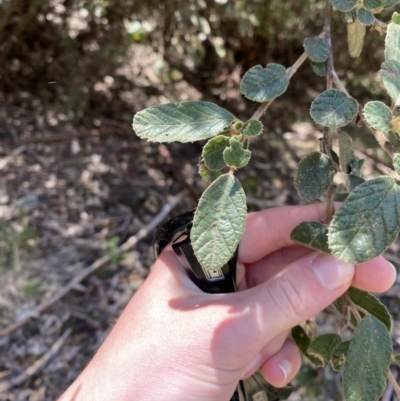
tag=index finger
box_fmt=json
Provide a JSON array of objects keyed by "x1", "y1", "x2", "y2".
[{"x1": 238, "y1": 203, "x2": 327, "y2": 264}]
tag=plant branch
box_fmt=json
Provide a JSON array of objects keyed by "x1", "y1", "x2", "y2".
[
  {"x1": 387, "y1": 370, "x2": 400, "y2": 399},
  {"x1": 331, "y1": 71, "x2": 350, "y2": 96}
]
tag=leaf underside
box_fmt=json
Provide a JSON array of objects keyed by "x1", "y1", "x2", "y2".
[
  {"x1": 385, "y1": 19, "x2": 400, "y2": 62},
  {"x1": 132, "y1": 101, "x2": 234, "y2": 143},
  {"x1": 363, "y1": 101, "x2": 393, "y2": 132},
  {"x1": 328, "y1": 176, "x2": 400, "y2": 263},
  {"x1": 347, "y1": 287, "x2": 392, "y2": 331},
  {"x1": 191, "y1": 174, "x2": 247, "y2": 270},
  {"x1": 347, "y1": 19, "x2": 366, "y2": 58},
  {"x1": 380, "y1": 59, "x2": 400, "y2": 105}
]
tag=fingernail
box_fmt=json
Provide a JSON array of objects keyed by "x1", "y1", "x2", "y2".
[
  {"x1": 311, "y1": 253, "x2": 354, "y2": 291},
  {"x1": 389, "y1": 262, "x2": 397, "y2": 276},
  {"x1": 278, "y1": 360, "x2": 291, "y2": 383}
]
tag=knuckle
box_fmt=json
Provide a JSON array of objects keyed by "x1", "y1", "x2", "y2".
[{"x1": 268, "y1": 277, "x2": 309, "y2": 319}]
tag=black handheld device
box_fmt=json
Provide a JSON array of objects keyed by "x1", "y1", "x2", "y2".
[{"x1": 154, "y1": 210, "x2": 290, "y2": 401}]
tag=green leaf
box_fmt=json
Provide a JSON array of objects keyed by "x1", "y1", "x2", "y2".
[
  {"x1": 332, "y1": 0, "x2": 358, "y2": 11},
  {"x1": 393, "y1": 153, "x2": 400, "y2": 175},
  {"x1": 199, "y1": 166, "x2": 223, "y2": 183},
  {"x1": 357, "y1": 8, "x2": 375, "y2": 25},
  {"x1": 223, "y1": 137, "x2": 251, "y2": 168},
  {"x1": 348, "y1": 287, "x2": 392, "y2": 331},
  {"x1": 191, "y1": 174, "x2": 247, "y2": 270},
  {"x1": 385, "y1": 20, "x2": 400, "y2": 62},
  {"x1": 348, "y1": 158, "x2": 364, "y2": 176},
  {"x1": 328, "y1": 176, "x2": 400, "y2": 263},
  {"x1": 202, "y1": 135, "x2": 230, "y2": 171},
  {"x1": 291, "y1": 325, "x2": 324, "y2": 366},
  {"x1": 303, "y1": 37, "x2": 329, "y2": 63},
  {"x1": 311, "y1": 61, "x2": 327, "y2": 77},
  {"x1": 392, "y1": 11, "x2": 400, "y2": 23},
  {"x1": 308, "y1": 334, "x2": 342, "y2": 364},
  {"x1": 380, "y1": 60, "x2": 400, "y2": 105},
  {"x1": 393, "y1": 354, "x2": 400, "y2": 366},
  {"x1": 132, "y1": 101, "x2": 234, "y2": 143},
  {"x1": 363, "y1": 101, "x2": 393, "y2": 132},
  {"x1": 347, "y1": 20, "x2": 366, "y2": 58},
  {"x1": 343, "y1": 316, "x2": 392, "y2": 401},
  {"x1": 242, "y1": 371, "x2": 294, "y2": 400},
  {"x1": 240, "y1": 63, "x2": 289, "y2": 102},
  {"x1": 240, "y1": 120, "x2": 263, "y2": 137},
  {"x1": 346, "y1": 174, "x2": 366, "y2": 191},
  {"x1": 290, "y1": 222, "x2": 330, "y2": 254},
  {"x1": 383, "y1": 0, "x2": 400, "y2": 8},
  {"x1": 338, "y1": 131, "x2": 356, "y2": 173},
  {"x1": 363, "y1": 0, "x2": 382, "y2": 10},
  {"x1": 294, "y1": 152, "x2": 336, "y2": 201},
  {"x1": 331, "y1": 341, "x2": 350, "y2": 371},
  {"x1": 310, "y1": 89, "x2": 358, "y2": 128}
]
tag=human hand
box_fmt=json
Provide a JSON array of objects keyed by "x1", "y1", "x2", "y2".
[{"x1": 59, "y1": 204, "x2": 396, "y2": 401}]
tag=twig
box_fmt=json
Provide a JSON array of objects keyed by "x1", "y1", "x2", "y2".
[
  {"x1": 0, "y1": 328, "x2": 72, "y2": 392},
  {"x1": 387, "y1": 370, "x2": 400, "y2": 400},
  {"x1": 0, "y1": 145, "x2": 25, "y2": 170},
  {"x1": 251, "y1": 52, "x2": 308, "y2": 121},
  {"x1": 331, "y1": 71, "x2": 350, "y2": 96},
  {"x1": 0, "y1": 193, "x2": 183, "y2": 338}
]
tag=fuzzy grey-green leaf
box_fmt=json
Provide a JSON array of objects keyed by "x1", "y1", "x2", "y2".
[
  {"x1": 240, "y1": 63, "x2": 289, "y2": 102},
  {"x1": 303, "y1": 37, "x2": 329, "y2": 63},
  {"x1": 240, "y1": 120, "x2": 263, "y2": 137},
  {"x1": 385, "y1": 20, "x2": 400, "y2": 62},
  {"x1": 332, "y1": 0, "x2": 358, "y2": 11},
  {"x1": 132, "y1": 101, "x2": 234, "y2": 143},
  {"x1": 310, "y1": 89, "x2": 358, "y2": 128},
  {"x1": 202, "y1": 135, "x2": 229, "y2": 171},
  {"x1": 357, "y1": 8, "x2": 375, "y2": 25},
  {"x1": 380, "y1": 60, "x2": 400, "y2": 105},
  {"x1": 393, "y1": 153, "x2": 400, "y2": 175},
  {"x1": 343, "y1": 315, "x2": 392, "y2": 401},
  {"x1": 199, "y1": 166, "x2": 223, "y2": 183},
  {"x1": 328, "y1": 176, "x2": 400, "y2": 263},
  {"x1": 363, "y1": 0, "x2": 382, "y2": 10},
  {"x1": 339, "y1": 131, "x2": 356, "y2": 173},
  {"x1": 383, "y1": 0, "x2": 400, "y2": 8},
  {"x1": 291, "y1": 325, "x2": 324, "y2": 366},
  {"x1": 223, "y1": 137, "x2": 251, "y2": 168},
  {"x1": 308, "y1": 334, "x2": 342, "y2": 364},
  {"x1": 331, "y1": 341, "x2": 350, "y2": 371},
  {"x1": 294, "y1": 152, "x2": 336, "y2": 201},
  {"x1": 290, "y1": 222, "x2": 330, "y2": 253},
  {"x1": 348, "y1": 287, "x2": 392, "y2": 330},
  {"x1": 191, "y1": 174, "x2": 246, "y2": 270},
  {"x1": 363, "y1": 101, "x2": 393, "y2": 132},
  {"x1": 311, "y1": 61, "x2": 327, "y2": 77}
]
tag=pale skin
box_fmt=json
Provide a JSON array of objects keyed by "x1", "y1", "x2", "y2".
[{"x1": 59, "y1": 204, "x2": 396, "y2": 401}]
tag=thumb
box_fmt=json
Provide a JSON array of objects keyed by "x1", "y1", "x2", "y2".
[{"x1": 233, "y1": 252, "x2": 354, "y2": 349}]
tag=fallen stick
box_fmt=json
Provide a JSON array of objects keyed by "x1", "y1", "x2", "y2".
[
  {"x1": 0, "y1": 328, "x2": 72, "y2": 392},
  {"x1": 0, "y1": 193, "x2": 183, "y2": 338}
]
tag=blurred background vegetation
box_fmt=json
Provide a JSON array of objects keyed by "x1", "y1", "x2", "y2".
[{"x1": 1, "y1": 0, "x2": 400, "y2": 400}]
